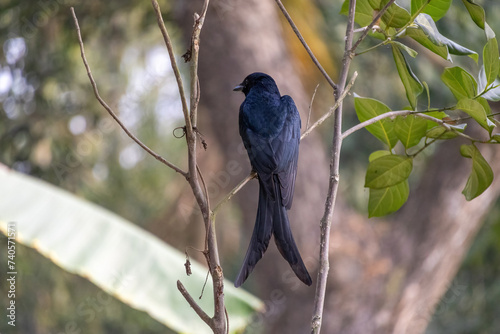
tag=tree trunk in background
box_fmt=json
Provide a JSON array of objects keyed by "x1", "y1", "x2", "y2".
[{"x1": 175, "y1": 1, "x2": 500, "y2": 333}]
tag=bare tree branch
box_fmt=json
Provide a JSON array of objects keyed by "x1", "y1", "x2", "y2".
[
  {"x1": 70, "y1": 7, "x2": 188, "y2": 178},
  {"x1": 151, "y1": 0, "x2": 192, "y2": 132},
  {"x1": 301, "y1": 72, "x2": 358, "y2": 140},
  {"x1": 74, "y1": 3, "x2": 226, "y2": 333},
  {"x1": 177, "y1": 280, "x2": 212, "y2": 326},
  {"x1": 274, "y1": 0, "x2": 337, "y2": 90},
  {"x1": 306, "y1": 84, "x2": 320, "y2": 131},
  {"x1": 311, "y1": 0, "x2": 357, "y2": 332},
  {"x1": 212, "y1": 171, "x2": 257, "y2": 216}
]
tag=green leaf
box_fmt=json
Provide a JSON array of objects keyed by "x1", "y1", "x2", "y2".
[
  {"x1": 391, "y1": 41, "x2": 418, "y2": 58},
  {"x1": 0, "y1": 168, "x2": 263, "y2": 334},
  {"x1": 441, "y1": 66, "x2": 477, "y2": 100},
  {"x1": 405, "y1": 27, "x2": 450, "y2": 61},
  {"x1": 485, "y1": 22, "x2": 496, "y2": 41},
  {"x1": 354, "y1": 96, "x2": 399, "y2": 148},
  {"x1": 483, "y1": 38, "x2": 500, "y2": 86},
  {"x1": 461, "y1": 0, "x2": 485, "y2": 29},
  {"x1": 412, "y1": 0, "x2": 452, "y2": 21},
  {"x1": 456, "y1": 98, "x2": 496, "y2": 133},
  {"x1": 381, "y1": 0, "x2": 411, "y2": 28},
  {"x1": 425, "y1": 123, "x2": 466, "y2": 139},
  {"x1": 426, "y1": 126, "x2": 457, "y2": 139},
  {"x1": 365, "y1": 155, "x2": 413, "y2": 189},
  {"x1": 395, "y1": 114, "x2": 428, "y2": 148},
  {"x1": 425, "y1": 110, "x2": 449, "y2": 129},
  {"x1": 368, "y1": 180, "x2": 409, "y2": 217},
  {"x1": 415, "y1": 14, "x2": 478, "y2": 61},
  {"x1": 460, "y1": 144, "x2": 494, "y2": 200},
  {"x1": 476, "y1": 96, "x2": 492, "y2": 115},
  {"x1": 392, "y1": 44, "x2": 424, "y2": 109},
  {"x1": 340, "y1": 0, "x2": 374, "y2": 27},
  {"x1": 492, "y1": 134, "x2": 500, "y2": 142},
  {"x1": 369, "y1": 150, "x2": 392, "y2": 162},
  {"x1": 477, "y1": 65, "x2": 500, "y2": 101}
]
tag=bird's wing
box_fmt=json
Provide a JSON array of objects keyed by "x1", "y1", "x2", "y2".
[
  {"x1": 239, "y1": 95, "x2": 300, "y2": 206},
  {"x1": 272, "y1": 95, "x2": 301, "y2": 209}
]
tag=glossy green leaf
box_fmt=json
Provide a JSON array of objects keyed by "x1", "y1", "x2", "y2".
[
  {"x1": 485, "y1": 22, "x2": 496, "y2": 41},
  {"x1": 0, "y1": 168, "x2": 263, "y2": 334},
  {"x1": 483, "y1": 38, "x2": 500, "y2": 86},
  {"x1": 340, "y1": 0, "x2": 374, "y2": 27},
  {"x1": 461, "y1": 0, "x2": 485, "y2": 29},
  {"x1": 412, "y1": 0, "x2": 452, "y2": 21},
  {"x1": 425, "y1": 123, "x2": 466, "y2": 139},
  {"x1": 477, "y1": 65, "x2": 500, "y2": 101},
  {"x1": 369, "y1": 150, "x2": 392, "y2": 162},
  {"x1": 456, "y1": 98, "x2": 496, "y2": 133},
  {"x1": 365, "y1": 155, "x2": 413, "y2": 189},
  {"x1": 441, "y1": 67, "x2": 477, "y2": 100},
  {"x1": 395, "y1": 114, "x2": 428, "y2": 148},
  {"x1": 425, "y1": 126, "x2": 458, "y2": 139},
  {"x1": 405, "y1": 27, "x2": 450, "y2": 61},
  {"x1": 476, "y1": 96, "x2": 492, "y2": 116},
  {"x1": 425, "y1": 110, "x2": 449, "y2": 129},
  {"x1": 392, "y1": 44, "x2": 423, "y2": 109},
  {"x1": 391, "y1": 41, "x2": 418, "y2": 58},
  {"x1": 460, "y1": 144, "x2": 494, "y2": 200},
  {"x1": 368, "y1": 180, "x2": 409, "y2": 217},
  {"x1": 415, "y1": 14, "x2": 478, "y2": 61},
  {"x1": 381, "y1": 0, "x2": 411, "y2": 28},
  {"x1": 354, "y1": 96, "x2": 398, "y2": 148}
]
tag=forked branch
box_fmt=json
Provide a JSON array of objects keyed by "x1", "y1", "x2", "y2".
[{"x1": 70, "y1": 7, "x2": 187, "y2": 178}]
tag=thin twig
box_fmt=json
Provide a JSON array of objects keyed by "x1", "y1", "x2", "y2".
[
  {"x1": 306, "y1": 84, "x2": 320, "y2": 131},
  {"x1": 301, "y1": 72, "x2": 358, "y2": 140},
  {"x1": 341, "y1": 110, "x2": 484, "y2": 142},
  {"x1": 351, "y1": 0, "x2": 396, "y2": 53},
  {"x1": 70, "y1": 7, "x2": 188, "y2": 178},
  {"x1": 274, "y1": 0, "x2": 337, "y2": 90},
  {"x1": 189, "y1": 0, "x2": 209, "y2": 127},
  {"x1": 177, "y1": 280, "x2": 212, "y2": 326},
  {"x1": 342, "y1": 110, "x2": 413, "y2": 139},
  {"x1": 212, "y1": 171, "x2": 257, "y2": 216},
  {"x1": 151, "y1": 0, "x2": 192, "y2": 133}
]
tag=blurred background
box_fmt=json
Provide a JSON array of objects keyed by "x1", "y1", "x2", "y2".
[{"x1": 1, "y1": 0, "x2": 500, "y2": 333}]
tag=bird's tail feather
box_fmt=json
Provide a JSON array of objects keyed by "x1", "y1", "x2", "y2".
[
  {"x1": 273, "y1": 181, "x2": 312, "y2": 286},
  {"x1": 234, "y1": 184, "x2": 273, "y2": 287}
]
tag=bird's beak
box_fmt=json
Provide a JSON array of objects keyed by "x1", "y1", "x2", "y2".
[{"x1": 233, "y1": 83, "x2": 244, "y2": 92}]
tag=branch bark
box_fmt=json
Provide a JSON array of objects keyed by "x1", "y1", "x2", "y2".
[
  {"x1": 74, "y1": 2, "x2": 226, "y2": 333},
  {"x1": 310, "y1": 0, "x2": 356, "y2": 331},
  {"x1": 152, "y1": 1, "x2": 226, "y2": 333}
]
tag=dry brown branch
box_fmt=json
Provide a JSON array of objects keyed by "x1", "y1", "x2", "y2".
[
  {"x1": 70, "y1": 7, "x2": 187, "y2": 178},
  {"x1": 274, "y1": 0, "x2": 337, "y2": 89}
]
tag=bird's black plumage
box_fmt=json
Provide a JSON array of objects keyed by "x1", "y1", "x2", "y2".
[{"x1": 233, "y1": 72, "x2": 312, "y2": 287}]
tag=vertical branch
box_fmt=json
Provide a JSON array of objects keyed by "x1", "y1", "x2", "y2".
[
  {"x1": 152, "y1": 1, "x2": 225, "y2": 334},
  {"x1": 310, "y1": 0, "x2": 356, "y2": 333},
  {"x1": 151, "y1": 0, "x2": 192, "y2": 133}
]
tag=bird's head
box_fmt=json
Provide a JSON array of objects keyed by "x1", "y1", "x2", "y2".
[{"x1": 233, "y1": 72, "x2": 280, "y2": 96}]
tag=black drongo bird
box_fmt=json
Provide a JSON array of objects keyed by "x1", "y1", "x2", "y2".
[{"x1": 233, "y1": 72, "x2": 312, "y2": 287}]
